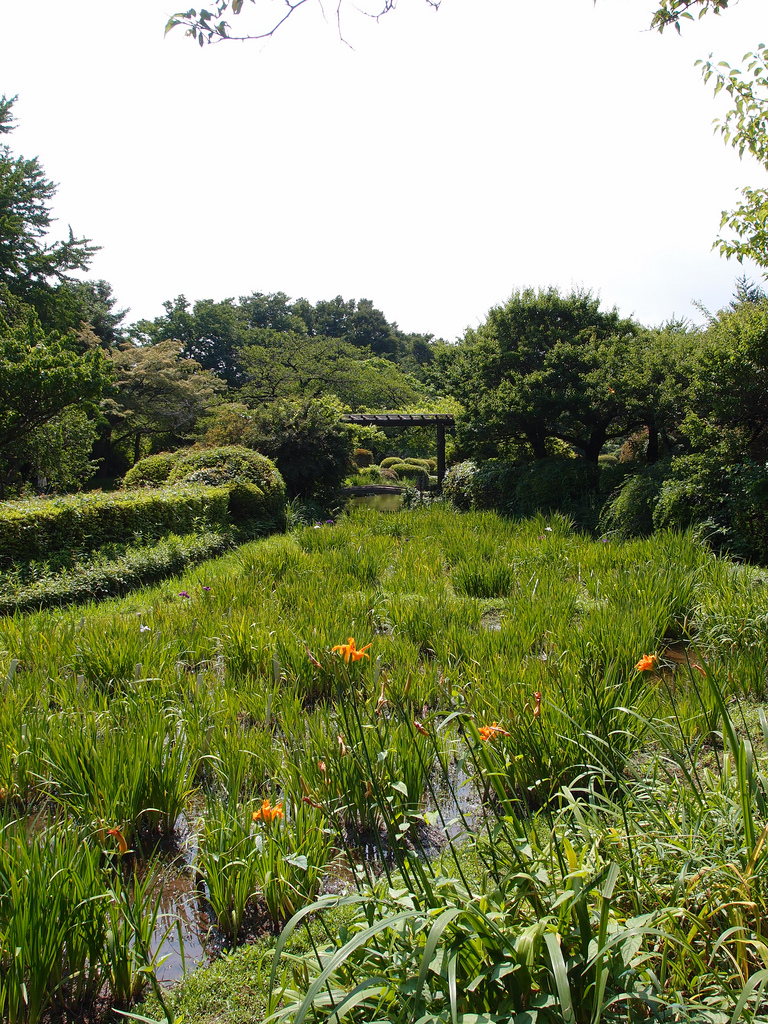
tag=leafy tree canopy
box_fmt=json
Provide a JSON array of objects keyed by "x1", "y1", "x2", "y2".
[
  {"x1": 0, "y1": 95, "x2": 96, "y2": 304},
  {"x1": 104, "y1": 338, "x2": 223, "y2": 465},
  {"x1": 433, "y1": 287, "x2": 697, "y2": 465},
  {"x1": 0, "y1": 290, "x2": 106, "y2": 497},
  {"x1": 135, "y1": 292, "x2": 436, "y2": 386}
]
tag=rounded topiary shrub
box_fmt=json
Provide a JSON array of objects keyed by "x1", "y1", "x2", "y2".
[
  {"x1": 389, "y1": 463, "x2": 429, "y2": 489},
  {"x1": 380, "y1": 457, "x2": 402, "y2": 469},
  {"x1": 123, "y1": 452, "x2": 179, "y2": 489},
  {"x1": 353, "y1": 448, "x2": 374, "y2": 468},
  {"x1": 168, "y1": 445, "x2": 286, "y2": 528}
]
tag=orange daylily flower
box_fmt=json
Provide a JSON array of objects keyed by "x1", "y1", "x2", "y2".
[
  {"x1": 252, "y1": 799, "x2": 284, "y2": 824},
  {"x1": 478, "y1": 722, "x2": 510, "y2": 742},
  {"x1": 106, "y1": 827, "x2": 128, "y2": 855},
  {"x1": 635, "y1": 654, "x2": 659, "y2": 672},
  {"x1": 332, "y1": 637, "x2": 371, "y2": 663}
]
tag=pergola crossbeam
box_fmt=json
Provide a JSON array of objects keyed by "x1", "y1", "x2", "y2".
[{"x1": 340, "y1": 413, "x2": 455, "y2": 490}]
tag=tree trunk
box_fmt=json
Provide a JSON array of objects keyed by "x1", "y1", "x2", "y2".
[{"x1": 646, "y1": 421, "x2": 659, "y2": 463}]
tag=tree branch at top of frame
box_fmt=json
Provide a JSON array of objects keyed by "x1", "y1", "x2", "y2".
[
  {"x1": 165, "y1": 0, "x2": 441, "y2": 46},
  {"x1": 646, "y1": 0, "x2": 731, "y2": 34}
]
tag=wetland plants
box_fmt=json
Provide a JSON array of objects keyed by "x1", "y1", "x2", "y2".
[{"x1": 0, "y1": 507, "x2": 767, "y2": 1021}]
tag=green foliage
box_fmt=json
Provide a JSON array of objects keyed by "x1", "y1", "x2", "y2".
[
  {"x1": 698, "y1": 45, "x2": 768, "y2": 272},
  {"x1": 168, "y1": 444, "x2": 287, "y2": 528},
  {"x1": 197, "y1": 799, "x2": 332, "y2": 935},
  {"x1": 18, "y1": 406, "x2": 100, "y2": 494},
  {"x1": 5, "y1": 509, "x2": 768, "y2": 1022},
  {"x1": 123, "y1": 451, "x2": 179, "y2": 488},
  {"x1": 0, "y1": 96, "x2": 96, "y2": 302},
  {"x1": 434, "y1": 287, "x2": 642, "y2": 464},
  {"x1": 0, "y1": 822, "x2": 108, "y2": 1023},
  {"x1": 0, "y1": 484, "x2": 230, "y2": 566},
  {"x1": 351, "y1": 448, "x2": 373, "y2": 468},
  {"x1": 386, "y1": 462, "x2": 429, "y2": 488},
  {"x1": 470, "y1": 458, "x2": 527, "y2": 511},
  {"x1": 445, "y1": 455, "x2": 599, "y2": 526},
  {"x1": 0, "y1": 296, "x2": 106, "y2": 497},
  {"x1": 107, "y1": 339, "x2": 223, "y2": 465},
  {"x1": 242, "y1": 398, "x2": 353, "y2": 506},
  {"x1": 599, "y1": 461, "x2": 669, "y2": 539},
  {"x1": 0, "y1": 531, "x2": 231, "y2": 615},
  {"x1": 442, "y1": 459, "x2": 478, "y2": 511}
]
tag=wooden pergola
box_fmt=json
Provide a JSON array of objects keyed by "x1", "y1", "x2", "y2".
[{"x1": 341, "y1": 413, "x2": 455, "y2": 490}]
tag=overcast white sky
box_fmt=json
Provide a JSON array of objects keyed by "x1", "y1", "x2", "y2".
[{"x1": 0, "y1": 0, "x2": 765, "y2": 339}]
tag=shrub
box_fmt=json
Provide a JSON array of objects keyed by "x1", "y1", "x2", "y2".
[
  {"x1": 443, "y1": 459, "x2": 525, "y2": 512},
  {"x1": 443, "y1": 460, "x2": 478, "y2": 510},
  {"x1": 0, "y1": 531, "x2": 231, "y2": 614},
  {"x1": 599, "y1": 463, "x2": 669, "y2": 539},
  {"x1": 654, "y1": 452, "x2": 768, "y2": 563},
  {"x1": 243, "y1": 398, "x2": 353, "y2": 507},
  {"x1": 122, "y1": 452, "x2": 179, "y2": 489},
  {"x1": 472, "y1": 459, "x2": 526, "y2": 511},
  {"x1": 168, "y1": 445, "x2": 286, "y2": 529},
  {"x1": 0, "y1": 485, "x2": 230, "y2": 566},
  {"x1": 388, "y1": 462, "x2": 429, "y2": 489},
  {"x1": 510, "y1": 456, "x2": 597, "y2": 524},
  {"x1": 352, "y1": 448, "x2": 374, "y2": 468},
  {"x1": 346, "y1": 466, "x2": 384, "y2": 486},
  {"x1": 379, "y1": 457, "x2": 402, "y2": 469}
]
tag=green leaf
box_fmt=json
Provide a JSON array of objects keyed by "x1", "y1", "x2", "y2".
[{"x1": 544, "y1": 933, "x2": 574, "y2": 1024}]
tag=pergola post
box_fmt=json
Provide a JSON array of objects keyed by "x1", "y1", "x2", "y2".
[
  {"x1": 437, "y1": 422, "x2": 446, "y2": 492},
  {"x1": 340, "y1": 413, "x2": 455, "y2": 493}
]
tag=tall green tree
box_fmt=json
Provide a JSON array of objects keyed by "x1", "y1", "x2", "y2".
[
  {"x1": 104, "y1": 339, "x2": 223, "y2": 467},
  {"x1": 236, "y1": 329, "x2": 424, "y2": 410},
  {"x1": 434, "y1": 288, "x2": 642, "y2": 464},
  {"x1": 133, "y1": 295, "x2": 244, "y2": 384},
  {"x1": 0, "y1": 96, "x2": 96, "y2": 304},
  {"x1": 0, "y1": 293, "x2": 106, "y2": 497}
]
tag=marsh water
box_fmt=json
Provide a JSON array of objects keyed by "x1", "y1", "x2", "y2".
[{"x1": 346, "y1": 493, "x2": 403, "y2": 513}]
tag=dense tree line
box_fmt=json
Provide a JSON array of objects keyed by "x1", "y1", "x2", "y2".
[
  {"x1": 5, "y1": 85, "x2": 768, "y2": 562},
  {"x1": 0, "y1": 94, "x2": 438, "y2": 501}
]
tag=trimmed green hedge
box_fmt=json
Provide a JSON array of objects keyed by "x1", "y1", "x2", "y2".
[
  {"x1": 0, "y1": 485, "x2": 230, "y2": 566},
  {"x1": 0, "y1": 531, "x2": 232, "y2": 615}
]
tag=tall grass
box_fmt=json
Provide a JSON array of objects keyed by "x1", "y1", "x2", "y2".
[{"x1": 1, "y1": 506, "x2": 767, "y2": 1019}]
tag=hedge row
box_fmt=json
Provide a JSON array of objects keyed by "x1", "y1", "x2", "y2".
[
  {"x1": 0, "y1": 531, "x2": 232, "y2": 615},
  {"x1": 0, "y1": 485, "x2": 230, "y2": 567}
]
